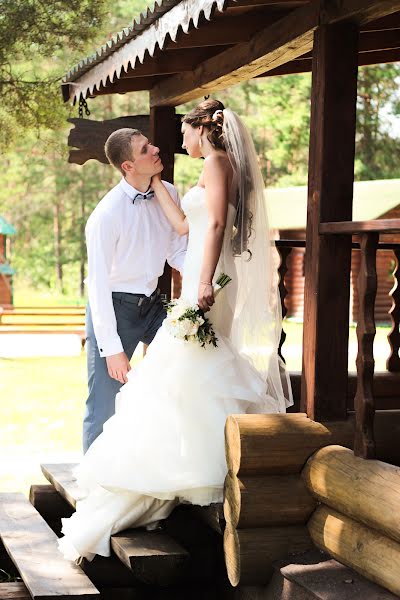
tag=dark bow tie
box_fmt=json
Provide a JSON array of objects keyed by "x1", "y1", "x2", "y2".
[{"x1": 133, "y1": 189, "x2": 155, "y2": 203}]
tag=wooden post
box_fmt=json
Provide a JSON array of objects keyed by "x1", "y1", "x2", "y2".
[
  {"x1": 387, "y1": 248, "x2": 400, "y2": 372},
  {"x1": 301, "y1": 22, "x2": 359, "y2": 421},
  {"x1": 150, "y1": 106, "x2": 176, "y2": 300},
  {"x1": 354, "y1": 232, "x2": 378, "y2": 458},
  {"x1": 277, "y1": 245, "x2": 292, "y2": 363}
]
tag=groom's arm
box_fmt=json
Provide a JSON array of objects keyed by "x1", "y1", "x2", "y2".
[
  {"x1": 163, "y1": 182, "x2": 187, "y2": 273},
  {"x1": 86, "y1": 211, "x2": 124, "y2": 358}
]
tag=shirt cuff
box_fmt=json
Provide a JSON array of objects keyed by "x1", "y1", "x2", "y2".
[{"x1": 97, "y1": 335, "x2": 124, "y2": 358}]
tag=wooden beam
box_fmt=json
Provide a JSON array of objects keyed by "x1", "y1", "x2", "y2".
[
  {"x1": 150, "y1": 2, "x2": 318, "y2": 106},
  {"x1": 163, "y1": 11, "x2": 288, "y2": 50},
  {"x1": 257, "y1": 58, "x2": 311, "y2": 76},
  {"x1": 150, "y1": 0, "x2": 400, "y2": 107},
  {"x1": 301, "y1": 22, "x2": 359, "y2": 421},
  {"x1": 258, "y1": 45, "x2": 400, "y2": 77},
  {"x1": 361, "y1": 12, "x2": 400, "y2": 31},
  {"x1": 120, "y1": 48, "x2": 220, "y2": 78},
  {"x1": 320, "y1": 0, "x2": 400, "y2": 27},
  {"x1": 92, "y1": 78, "x2": 154, "y2": 96},
  {"x1": 226, "y1": 0, "x2": 308, "y2": 6},
  {"x1": 358, "y1": 48, "x2": 400, "y2": 65},
  {"x1": 320, "y1": 219, "x2": 400, "y2": 235},
  {"x1": 359, "y1": 29, "x2": 400, "y2": 51}
]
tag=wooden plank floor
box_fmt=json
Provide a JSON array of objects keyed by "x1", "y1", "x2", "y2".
[{"x1": 0, "y1": 493, "x2": 99, "y2": 599}]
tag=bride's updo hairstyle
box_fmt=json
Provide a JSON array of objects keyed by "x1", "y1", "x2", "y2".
[
  {"x1": 182, "y1": 99, "x2": 226, "y2": 151},
  {"x1": 182, "y1": 99, "x2": 253, "y2": 256}
]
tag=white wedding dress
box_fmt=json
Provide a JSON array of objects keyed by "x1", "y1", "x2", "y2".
[{"x1": 59, "y1": 186, "x2": 286, "y2": 561}]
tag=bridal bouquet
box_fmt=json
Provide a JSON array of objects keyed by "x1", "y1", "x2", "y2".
[{"x1": 165, "y1": 273, "x2": 232, "y2": 348}]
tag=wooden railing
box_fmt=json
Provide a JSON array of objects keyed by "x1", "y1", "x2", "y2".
[
  {"x1": 276, "y1": 219, "x2": 400, "y2": 460},
  {"x1": 276, "y1": 237, "x2": 400, "y2": 376}
]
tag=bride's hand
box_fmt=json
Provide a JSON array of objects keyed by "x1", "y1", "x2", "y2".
[
  {"x1": 151, "y1": 173, "x2": 162, "y2": 190},
  {"x1": 198, "y1": 282, "x2": 214, "y2": 312}
]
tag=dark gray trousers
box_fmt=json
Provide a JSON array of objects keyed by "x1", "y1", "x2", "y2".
[{"x1": 83, "y1": 292, "x2": 166, "y2": 453}]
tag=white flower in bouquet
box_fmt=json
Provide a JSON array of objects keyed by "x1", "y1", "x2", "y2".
[{"x1": 164, "y1": 273, "x2": 232, "y2": 348}]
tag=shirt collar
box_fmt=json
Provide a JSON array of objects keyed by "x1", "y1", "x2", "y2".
[{"x1": 120, "y1": 178, "x2": 152, "y2": 201}]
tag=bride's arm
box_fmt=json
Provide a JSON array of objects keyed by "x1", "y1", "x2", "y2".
[
  {"x1": 198, "y1": 155, "x2": 230, "y2": 312},
  {"x1": 151, "y1": 175, "x2": 189, "y2": 236}
]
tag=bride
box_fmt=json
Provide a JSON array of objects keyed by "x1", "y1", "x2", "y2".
[{"x1": 58, "y1": 99, "x2": 292, "y2": 561}]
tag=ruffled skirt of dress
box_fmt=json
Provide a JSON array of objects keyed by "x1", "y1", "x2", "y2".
[{"x1": 58, "y1": 324, "x2": 281, "y2": 561}]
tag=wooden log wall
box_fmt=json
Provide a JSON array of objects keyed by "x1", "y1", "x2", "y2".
[
  {"x1": 304, "y1": 445, "x2": 400, "y2": 596},
  {"x1": 223, "y1": 412, "x2": 400, "y2": 587},
  {"x1": 222, "y1": 413, "x2": 358, "y2": 587}
]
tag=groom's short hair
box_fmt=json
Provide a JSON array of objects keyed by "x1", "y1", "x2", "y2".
[{"x1": 105, "y1": 128, "x2": 142, "y2": 174}]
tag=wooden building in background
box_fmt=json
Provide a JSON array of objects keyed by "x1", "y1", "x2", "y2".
[
  {"x1": 269, "y1": 179, "x2": 400, "y2": 322},
  {"x1": 0, "y1": 216, "x2": 16, "y2": 307}
]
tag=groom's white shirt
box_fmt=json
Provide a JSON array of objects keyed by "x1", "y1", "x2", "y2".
[{"x1": 86, "y1": 177, "x2": 187, "y2": 357}]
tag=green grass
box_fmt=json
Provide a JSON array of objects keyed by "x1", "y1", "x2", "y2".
[
  {"x1": 13, "y1": 279, "x2": 86, "y2": 307},
  {"x1": 0, "y1": 355, "x2": 87, "y2": 495}
]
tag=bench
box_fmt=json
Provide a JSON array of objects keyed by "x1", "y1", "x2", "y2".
[
  {"x1": 0, "y1": 493, "x2": 99, "y2": 599},
  {"x1": 0, "y1": 308, "x2": 86, "y2": 348}
]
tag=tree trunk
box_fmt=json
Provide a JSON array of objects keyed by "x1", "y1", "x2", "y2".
[{"x1": 53, "y1": 201, "x2": 63, "y2": 293}]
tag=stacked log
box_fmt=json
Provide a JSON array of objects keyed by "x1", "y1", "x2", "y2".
[
  {"x1": 223, "y1": 413, "x2": 356, "y2": 586},
  {"x1": 303, "y1": 445, "x2": 400, "y2": 596}
]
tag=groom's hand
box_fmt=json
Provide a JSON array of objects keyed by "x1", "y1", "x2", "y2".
[{"x1": 106, "y1": 352, "x2": 131, "y2": 384}]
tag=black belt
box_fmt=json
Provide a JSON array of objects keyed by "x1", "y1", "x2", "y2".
[{"x1": 112, "y1": 289, "x2": 160, "y2": 307}]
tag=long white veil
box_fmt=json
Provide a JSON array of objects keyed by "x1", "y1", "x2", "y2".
[{"x1": 222, "y1": 109, "x2": 293, "y2": 411}]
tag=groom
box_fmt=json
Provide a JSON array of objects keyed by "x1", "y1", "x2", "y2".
[{"x1": 83, "y1": 128, "x2": 187, "y2": 452}]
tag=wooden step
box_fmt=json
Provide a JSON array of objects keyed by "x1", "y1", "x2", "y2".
[
  {"x1": 41, "y1": 464, "x2": 81, "y2": 509},
  {"x1": 41, "y1": 464, "x2": 191, "y2": 585},
  {"x1": 266, "y1": 549, "x2": 399, "y2": 600},
  {"x1": 29, "y1": 484, "x2": 141, "y2": 589},
  {"x1": 189, "y1": 503, "x2": 224, "y2": 535},
  {"x1": 41, "y1": 463, "x2": 225, "y2": 534},
  {"x1": 0, "y1": 493, "x2": 99, "y2": 599},
  {"x1": 111, "y1": 529, "x2": 189, "y2": 586}
]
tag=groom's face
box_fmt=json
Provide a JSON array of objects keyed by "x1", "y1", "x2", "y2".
[{"x1": 127, "y1": 134, "x2": 164, "y2": 177}]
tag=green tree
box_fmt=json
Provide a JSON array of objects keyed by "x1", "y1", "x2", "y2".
[
  {"x1": 0, "y1": 0, "x2": 108, "y2": 150},
  {"x1": 355, "y1": 63, "x2": 400, "y2": 180}
]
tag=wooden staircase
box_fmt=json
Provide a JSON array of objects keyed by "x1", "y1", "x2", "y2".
[{"x1": 1, "y1": 461, "x2": 399, "y2": 599}]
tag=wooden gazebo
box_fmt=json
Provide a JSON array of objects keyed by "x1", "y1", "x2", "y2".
[
  {"x1": 62, "y1": 0, "x2": 400, "y2": 435},
  {"x1": 2, "y1": 2, "x2": 398, "y2": 598}
]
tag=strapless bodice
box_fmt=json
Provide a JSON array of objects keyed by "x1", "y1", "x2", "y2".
[{"x1": 181, "y1": 186, "x2": 236, "y2": 306}]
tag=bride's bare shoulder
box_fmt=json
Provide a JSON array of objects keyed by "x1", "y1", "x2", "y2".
[{"x1": 203, "y1": 152, "x2": 232, "y2": 179}]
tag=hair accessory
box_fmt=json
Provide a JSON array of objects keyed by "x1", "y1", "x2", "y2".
[{"x1": 212, "y1": 109, "x2": 224, "y2": 122}]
